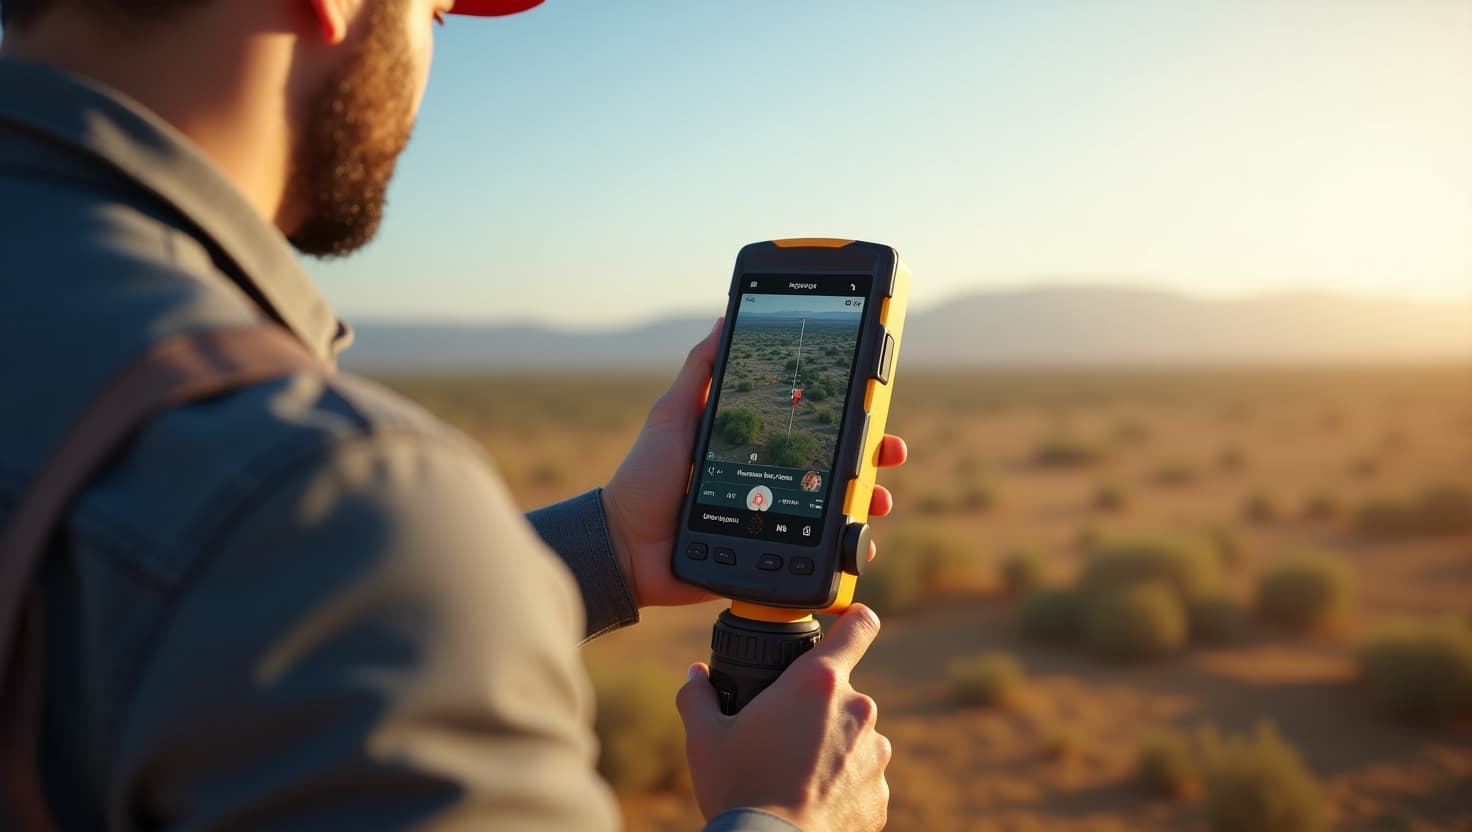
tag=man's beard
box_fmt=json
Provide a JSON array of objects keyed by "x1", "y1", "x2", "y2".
[{"x1": 286, "y1": 1, "x2": 416, "y2": 258}]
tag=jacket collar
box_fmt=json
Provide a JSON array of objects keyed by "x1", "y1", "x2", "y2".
[{"x1": 0, "y1": 59, "x2": 351, "y2": 362}]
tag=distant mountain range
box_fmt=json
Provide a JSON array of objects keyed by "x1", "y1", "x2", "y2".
[{"x1": 341, "y1": 286, "x2": 1472, "y2": 372}]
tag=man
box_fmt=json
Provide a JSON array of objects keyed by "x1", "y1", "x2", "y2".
[{"x1": 0, "y1": 1, "x2": 905, "y2": 829}]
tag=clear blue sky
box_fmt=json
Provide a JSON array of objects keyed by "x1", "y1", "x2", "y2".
[{"x1": 85, "y1": 1, "x2": 1472, "y2": 327}]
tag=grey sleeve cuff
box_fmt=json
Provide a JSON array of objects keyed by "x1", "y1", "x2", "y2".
[
  {"x1": 526, "y1": 488, "x2": 640, "y2": 642},
  {"x1": 703, "y1": 808, "x2": 805, "y2": 832}
]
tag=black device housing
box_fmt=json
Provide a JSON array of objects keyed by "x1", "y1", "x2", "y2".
[{"x1": 672, "y1": 240, "x2": 900, "y2": 609}]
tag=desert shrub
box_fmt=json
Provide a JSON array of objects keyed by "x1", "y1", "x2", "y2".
[
  {"x1": 1202, "y1": 525, "x2": 1246, "y2": 571},
  {"x1": 999, "y1": 548, "x2": 1047, "y2": 598},
  {"x1": 715, "y1": 407, "x2": 763, "y2": 444},
  {"x1": 855, "y1": 526, "x2": 973, "y2": 614},
  {"x1": 1242, "y1": 492, "x2": 1278, "y2": 524},
  {"x1": 1112, "y1": 419, "x2": 1152, "y2": 443},
  {"x1": 957, "y1": 477, "x2": 1000, "y2": 512},
  {"x1": 915, "y1": 492, "x2": 949, "y2": 514},
  {"x1": 1356, "y1": 618, "x2": 1472, "y2": 721},
  {"x1": 814, "y1": 407, "x2": 838, "y2": 425},
  {"x1": 587, "y1": 661, "x2": 685, "y2": 794},
  {"x1": 805, "y1": 385, "x2": 830, "y2": 402},
  {"x1": 1357, "y1": 484, "x2": 1472, "y2": 538},
  {"x1": 1189, "y1": 595, "x2": 1250, "y2": 645},
  {"x1": 1019, "y1": 587, "x2": 1082, "y2": 642},
  {"x1": 1079, "y1": 535, "x2": 1221, "y2": 603},
  {"x1": 1136, "y1": 728, "x2": 1198, "y2": 798},
  {"x1": 1075, "y1": 524, "x2": 1103, "y2": 553},
  {"x1": 948, "y1": 651, "x2": 1024, "y2": 707},
  {"x1": 1152, "y1": 462, "x2": 1199, "y2": 487},
  {"x1": 766, "y1": 431, "x2": 818, "y2": 467},
  {"x1": 1201, "y1": 722, "x2": 1328, "y2": 832},
  {"x1": 1083, "y1": 582, "x2": 1189, "y2": 661},
  {"x1": 1217, "y1": 445, "x2": 1248, "y2": 472},
  {"x1": 735, "y1": 380, "x2": 755, "y2": 392},
  {"x1": 1257, "y1": 551, "x2": 1355, "y2": 632},
  {"x1": 1301, "y1": 492, "x2": 1340, "y2": 521},
  {"x1": 523, "y1": 460, "x2": 566, "y2": 487},
  {"x1": 1093, "y1": 482, "x2": 1129, "y2": 512},
  {"x1": 1033, "y1": 434, "x2": 1109, "y2": 468},
  {"x1": 1042, "y1": 724, "x2": 1086, "y2": 764}
]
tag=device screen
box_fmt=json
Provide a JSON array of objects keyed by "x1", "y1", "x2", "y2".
[{"x1": 688, "y1": 274, "x2": 873, "y2": 547}]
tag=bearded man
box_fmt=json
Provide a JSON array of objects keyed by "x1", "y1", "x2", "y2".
[{"x1": 0, "y1": 1, "x2": 905, "y2": 830}]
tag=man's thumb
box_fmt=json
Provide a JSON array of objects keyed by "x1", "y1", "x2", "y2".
[
  {"x1": 808, "y1": 604, "x2": 881, "y2": 677},
  {"x1": 675, "y1": 662, "x2": 721, "y2": 731},
  {"x1": 650, "y1": 319, "x2": 721, "y2": 426}
]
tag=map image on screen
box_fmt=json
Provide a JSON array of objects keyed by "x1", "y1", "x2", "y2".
[{"x1": 692, "y1": 290, "x2": 863, "y2": 525}]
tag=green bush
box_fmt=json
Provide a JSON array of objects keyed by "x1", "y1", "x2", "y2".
[
  {"x1": 1203, "y1": 525, "x2": 1246, "y2": 571},
  {"x1": 1357, "y1": 484, "x2": 1472, "y2": 538},
  {"x1": 766, "y1": 431, "x2": 818, "y2": 467},
  {"x1": 1033, "y1": 434, "x2": 1109, "y2": 468},
  {"x1": 1079, "y1": 535, "x2": 1221, "y2": 603},
  {"x1": 1019, "y1": 587, "x2": 1082, "y2": 643},
  {"x1": 1301, "y1": 492, "x2": 1340, "y2": 521},
  {"x1": 1257, "y1": 551, "x2": 1355, "y2": 633},
  {"x1": 735, "y1": 380, "x2": 756, "y2": 392},
  {"x1": 1112, "y1": 420, "x2": 1153, "y2": 443},
  {"x1": 715, "y1": 407, "x2": 763, "y2": 444},
  {"x1": 1356, "y1": 618, "x2": 1472, "y2": 721},
  {"x1": 948, "y1": 651, "x2": 1024, "y2": 707},
  {"x1": 1189, "y1": 595, "x2": 1250, "y2": 646},
  {"x1": 1083, "y1": 582, "x2": 1189, "y2": 661},
  {"x1": 587, "y1": 661, "x2": 686, "y2": 794},
  {"x1": 1136, "y1": 728, "x2": 1198, "y2": 798},
  {"x1": 1152, "y1": 462, "x2": 1199, "y2": 487},
  {"x1": 1093, "y1": 482, "x2": 1129, "y2": 512},
  {"x1": 999, "y1": 549, "x2": 1047, "y2": 598},
  {"x1": 855, "y1": 526, "x2": 973, "y2": 614},
  {"x1": 814, "y1": 407, "x2": 838, "y2": 425},
  {"x1": 1242, "y1": 492, "x2": 1278, "y2": 524},
  {"x1": 1042, "y1": 724, "x2": 1086, "y2": 764},
  {"x1": 1217, "y1": 445, "x2": 1248, "y2": 472},
  {"x1": 957, "y1": 477, "x2": 1000, "y2": 512},
  {"x1": 1202, "y1": 722, "x2": 1328, "y2": 832}
]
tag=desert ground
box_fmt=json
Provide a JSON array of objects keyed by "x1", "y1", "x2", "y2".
[{"x1": 382, "y1": 365, "x2": 1472, "y2": 831}]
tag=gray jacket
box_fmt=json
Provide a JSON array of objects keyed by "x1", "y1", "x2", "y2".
[{"x1": 0, "y1": 60, "x2": 796, "y2": 832}]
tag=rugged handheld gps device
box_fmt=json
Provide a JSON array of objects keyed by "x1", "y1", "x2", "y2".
[{"x1": 673, "y1": 238, "x2": 910, "y2": 713}]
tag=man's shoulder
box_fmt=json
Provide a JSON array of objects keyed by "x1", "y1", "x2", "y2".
[{"x1": 77, "y1": 363, "x2": 491, "y2": 587}]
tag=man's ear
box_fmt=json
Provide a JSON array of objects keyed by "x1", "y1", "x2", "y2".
[{"x1": 306, "y1": 0, "x2": 357, "y2": 45}]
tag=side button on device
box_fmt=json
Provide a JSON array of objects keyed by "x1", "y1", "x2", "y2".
[
  {"x1": 789, "y1": 557, "x2": 815, "y2": 576},
  {"x1": 714, "y1": 547, "x2": 737, "y2": 565},
  {"x1": 876, "y1": 332, "x2": 896, "y2": 384},
  {"x1": 686, "y1": 542, "x2": 708, "y2": 560},
  {"x1": 853, "y1": 413, "x2": 871, "y2": 477},
  {"x1": 757, "y1": 554, "x2": 783, "y2": 571},
  {"x1": 840, "y1": 523, "x2": 872, "y2": 576}
]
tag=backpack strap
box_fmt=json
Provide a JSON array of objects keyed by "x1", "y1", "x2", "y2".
[{"x1": 0, "y1": 323, "x2": 330, "y2": 830}]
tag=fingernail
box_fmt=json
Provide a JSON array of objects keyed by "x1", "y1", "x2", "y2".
[{"x1": 686, "y1": 663, "x2": 699, "y2": 682}]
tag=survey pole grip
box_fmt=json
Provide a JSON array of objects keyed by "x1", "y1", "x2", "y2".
[{"x1": 708, "y1": 610, "x2": 823, "y2": 715}]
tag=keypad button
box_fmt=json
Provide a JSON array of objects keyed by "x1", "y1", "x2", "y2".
[
  {"x1": 714, "y1": 548, "x2": 737, "y2": 565},
  {"x1": 789, "y1": 557, "x2": 815, "y2": 576},
  {"x1": 757, "y1": 554, "x2": 783, "y2": 571},
  {"x1": 686, "y1": 542, "x2": 708, "y2": 560}
]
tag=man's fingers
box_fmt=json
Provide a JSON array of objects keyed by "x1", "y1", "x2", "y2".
[
  {"x1": 675, "y1": 662, "x2": 722, "y2": 735},
  {"x1": 810, "y1": 604, "x2": 881, "y2": 677},
  {"x1": 649, "y1": 318, "x2": 722, "y2": 425},
  {"x1": 868, "y1": 485, "x2": 893, "y2": 517},
  {"x1": 876, "y1": 435, "x2": 908, "y2": 468}
]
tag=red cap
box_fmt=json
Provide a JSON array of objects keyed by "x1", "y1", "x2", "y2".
[{"x1": 449, "y1": 0, "x2": 545, "y2": 15}]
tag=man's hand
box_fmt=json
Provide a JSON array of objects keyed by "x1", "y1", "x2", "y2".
[
  {"x1": 676, "y1": 605, "x2": 892, "y2": 832},
  {"x1": 602, "y1": 321, "x2": 909, "y2": 609}
]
